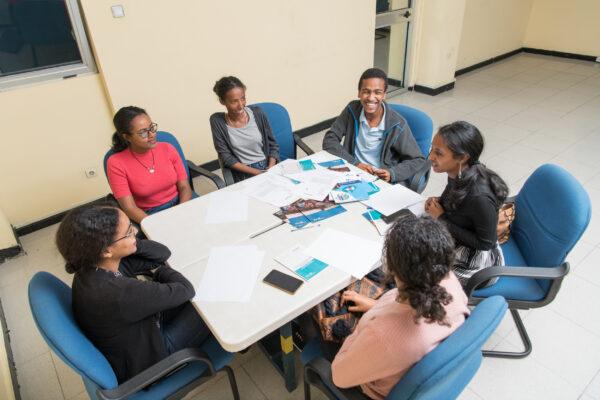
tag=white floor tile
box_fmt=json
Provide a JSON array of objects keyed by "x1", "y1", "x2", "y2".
[
  {"x1": 505, "y1": 308, "x2": 600, "y2": 389},
  {"x1": 51, "y1": 352, "x2": 85, "y2": 400},
  {"x1": 16, "y1": 352, "x2": 64, "y2": 400},
  {"x1": 551, "y1": 274, "x2": 600, "y2": 337},
  {"x1": 573, "y1": 247, "x2": 600, "y2": 286}
]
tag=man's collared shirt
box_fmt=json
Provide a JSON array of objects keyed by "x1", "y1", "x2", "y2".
[{"x1": 354, "y1": 103, "x2": 386, "y2": 168}]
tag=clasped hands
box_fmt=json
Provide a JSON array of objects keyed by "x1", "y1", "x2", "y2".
[{"x1": 356, "y1": 162, "x2": 391, "y2": 182}]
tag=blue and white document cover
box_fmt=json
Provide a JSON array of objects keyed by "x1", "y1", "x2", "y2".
[{"x1": 275, "y1": 244, "x2": 329, "y2": 280}]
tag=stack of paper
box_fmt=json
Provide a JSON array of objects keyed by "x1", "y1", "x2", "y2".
[
  {"x1": 305, "y1": 228, "x2": 383, "y2": 279},
  {"x1": 362, "y1": 184, "x2": 424, "y2": 216},
  {"x1": 275, "y1": 245, "x2": 328, "y2": 280},
  {"x1": 243, "y1": 174, "x2": 301, "y2": 207},
  {"x1": 195, "y1": 245, "x2": 265, "y2": 303}
]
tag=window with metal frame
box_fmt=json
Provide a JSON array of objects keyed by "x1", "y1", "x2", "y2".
[{"x1": 0, "y1": 0, "x2": 96, "y2": 90}]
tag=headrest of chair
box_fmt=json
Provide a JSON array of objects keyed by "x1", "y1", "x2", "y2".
[
  {"x1": 28, "y1": 272, "x2": 118, "y2": 390},
  {"x1": 514, "y1": 163, "x2": 591, "y2": 267},
  {"x1": 251, "y1": 102, "x2": 295, "y2": 160},
  {"x1": 389, "y1": 296, "x2": 507, "y2": 398}
]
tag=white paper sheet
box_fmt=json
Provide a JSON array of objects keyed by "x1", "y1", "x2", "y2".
[
  {"x1": 195, "y1": 245, "x2": 265, "y2": 303},
  {"x1": 305, "y1": 228, "x2": 383, "y2": 279},
  {"x1": 362, "y1": 184, "x2": 424, "y2": 216},
  {"x1": 243, "y1": 174, "x2": 301, "y2": 207},
  {"x1": 204, "y1": 191, "x2": 249, "y2": 224},
  {"x1": 293, "y1": 170, "x2": 341, "y2": 201}
]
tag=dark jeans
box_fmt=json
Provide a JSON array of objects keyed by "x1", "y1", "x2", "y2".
[
  {"x1": 232, "y1": 159, "x2": 268, "y2": 183},
  {"x1": 146, "y1": 195, "x2": 179, "y2": 215},
  {"x1": 161, "y1": 302, "x2": 210, "y2": 354}
]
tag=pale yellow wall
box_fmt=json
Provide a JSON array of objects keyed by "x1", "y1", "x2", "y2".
[
  {"x1": 0, "y1": 208, "x2": 17, "y2": 249},
  {"x1": 0, "y1": 1, "x2": 375, "y2": 227},
  {"x1": 456, "y1": 0, "x2": 533, "y2": 70},
  {"x1": 525, "y1": 0, "x2": 600, "y2": 56},
  {"x1": 410, "y1": 0, "x2": 466, "y2": 89},
  {"x1": 80, "y1": 0, "x2": 375, "y2": 164},
  {"x1": 0, "y1": 75, "x2": 113, "y2": 226}
]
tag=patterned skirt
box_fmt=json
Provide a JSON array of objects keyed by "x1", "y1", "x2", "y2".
[{"x1": 453, "y1": 242, "x2": 504, "y2": 288}]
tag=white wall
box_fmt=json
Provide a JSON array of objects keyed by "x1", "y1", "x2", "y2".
[
  {"x1": 525, "y1": 0, "x2": 600, "y2": 56},
  {"x1": 456, "y1": 0, "x2": 533, "y2": 70}
]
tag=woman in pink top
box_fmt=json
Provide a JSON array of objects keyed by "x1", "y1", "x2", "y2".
[
  {"x1": 107, "y1": 106, "x2": 193, "y2": 223},
  {"x1": 332, "y1": 215, "x2": 470, "y2": 400}
]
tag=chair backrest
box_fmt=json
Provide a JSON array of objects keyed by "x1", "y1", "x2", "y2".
[
  {"x1": 387, "y1": 104, "x2": 433, "y2": 158},
  {"x1": 28, "y1": 272, "x2": 118, "y2": 396},
  {"x1": 388, "y1": 296, "x2": 507, "y2": 400},
  {"x1": 251, "y1": 102, "x2": 295, "y2": 160},
  {"x1": 103, "y1": 131, "x2": 191, "y2": 181},
  {"x1": 512, "y1": 164, "x2": 591, "y2": 288}
]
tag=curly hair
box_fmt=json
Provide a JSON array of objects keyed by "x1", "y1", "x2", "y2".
[
  {"x1": 111, "y1": 106, "x2": 148, "y2": 152},
  {"x1": 383, "y1": 214, "x2": 455, "y2": 326},
  {"x1": 213, "y1": 76, "x2": 246, "y2": 101},
  {"x1": 56, "y1": 205, "x2": 120, "y2": 274},
  {"x1": 437, "y1": 121, "x2": 508, "y2": 211},
  {"x1": 358, "y1": 67, "x2": 388, "y2": 91}
]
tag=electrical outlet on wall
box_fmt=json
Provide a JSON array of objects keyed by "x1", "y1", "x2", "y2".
[{"x1": 85, "y1": 167, "x2": 98, "y2": 179}]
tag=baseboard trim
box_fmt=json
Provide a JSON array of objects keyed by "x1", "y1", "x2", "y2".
[
  {"x1": 294, "y1": 117, "x2": 337, "y2": 139},
  {"x1": 455, "y1": 48, "x2": 523, "y2": 77},
  {"x1": 412, "y1": 81, "x2": 455, "y2": 96},
  {"x1": 0, "y1": 246, "x2": 21, "y2": 264},
  {"x1": 522, "y1": 47, "x2": 597, "y2": 62}
]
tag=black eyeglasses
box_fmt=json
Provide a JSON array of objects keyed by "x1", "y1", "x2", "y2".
[
  {"x1": 136, "y1": 122, "x2": 158, "y2": 139},
  {"x1": 111, "y1": 222, "x2": 136, "y2": 244}
]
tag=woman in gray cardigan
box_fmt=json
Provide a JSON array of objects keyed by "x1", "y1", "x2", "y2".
[{"x1": 210, "y1": 76, "x2": 280, "y2": 182}]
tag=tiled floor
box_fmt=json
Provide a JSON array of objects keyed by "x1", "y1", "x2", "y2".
[{"x1": 2, "y1": 53, "x2": 600, "y2": 399}]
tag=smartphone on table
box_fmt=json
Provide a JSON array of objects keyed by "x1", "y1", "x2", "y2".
[{"x1": 263, "y1": 269, "x2": 304, "y2": 294}]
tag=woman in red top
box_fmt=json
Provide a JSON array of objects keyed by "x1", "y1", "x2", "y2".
[{"x1": 107, "y1": 106, "x2": 193, "y2": 223}]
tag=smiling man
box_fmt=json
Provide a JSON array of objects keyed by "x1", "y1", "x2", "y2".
[{"x1": 322, "y1": 68, "x2": 425, "y2": 184}]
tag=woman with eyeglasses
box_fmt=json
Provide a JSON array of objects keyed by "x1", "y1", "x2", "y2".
[
  {"x1": 425, "y1": 121, "x2": 508, "y2": 287},
  {"x1": 56, "y1": 204, "x2": 210, "y2": 383},
  {"x1": 107, "y1": 106, "x2": 193, "y2": 223},
  {"x1": 210, "y1": 76, "x2": 280, "y2": 182}
]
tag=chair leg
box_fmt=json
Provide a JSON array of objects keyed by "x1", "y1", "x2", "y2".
[
  {"x1": 303, "y1": 368, "x2": 312, "y2": 400},
  {"x1": 483, "y1": 309, "x2": 532, "y2": 359},
  {"x1": 223, "y1": 366, "x2": 240, "y2": 400}
]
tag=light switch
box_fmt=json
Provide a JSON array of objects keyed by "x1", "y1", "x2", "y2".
[{"x1": 111, "y1": 5, "x2": 125, "y2": 18}]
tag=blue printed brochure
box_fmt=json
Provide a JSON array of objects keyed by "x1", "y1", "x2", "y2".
[
  {"x1": 330, "y1": 181, "x2": 380, "y2": 203},
  {"x1": 274, "y1": 198, "x2": 346, "y2": 229},
  {"x1": 275, "y1": 245, "x2": 329, "y2": 280},
  {"x1": 361, "y1": 208, "x2": 390, "y2": 236},
  {"x1": 317, "y1": 159, "x2": 345, "y2": 168}
]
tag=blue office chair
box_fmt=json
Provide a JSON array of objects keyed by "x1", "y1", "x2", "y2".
[
  {"x1": 28, "y1": 271, "x2": 239, "y2": 400},
  {"x1": 466, "y1": 164, "x2": 591, "y2": 358},
  {"x1": 301, "y1": 296, "x2": 507, "y2": 400},
  {"x1": 387, "y1": 103, "x2": 433, "y2": 194},
  {"x1": 218, "y1": 102, "x2": 315, "y2": 185},
  {"x1": 104, "y1": 131, "x2": 225, "y2": 198}
]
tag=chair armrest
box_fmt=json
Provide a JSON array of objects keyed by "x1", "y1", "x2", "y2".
[
  {"x1": 304, "y1": 357, "x2": 367, "y2": 400},
  {"x1": 465, "y1": 262, "x2": 570, "y2": 298},
  {"x1": 97, "y1": 348, "x2": 215, "y2": 400},
  {"x1": 294, "y1": 133, "x2": 315, "y2": 156},
  {"x1": 187, "y1": 160, "x2": 226, "y2": 190},
  {"x1": 408, "y1": 160, "x2": 431, "y2": 193}
]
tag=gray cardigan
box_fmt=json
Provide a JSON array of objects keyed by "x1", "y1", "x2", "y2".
[
  {"x1": 210, "y1": 105, "x2": 280, "y2": 168},
  {"x1": 322, "y1": 100, "x2": 426, "y2": 184}
]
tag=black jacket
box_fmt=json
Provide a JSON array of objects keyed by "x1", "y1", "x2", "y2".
[
  {"x1": 322, "y1": 100, "x2": 426, "y2": 184},
  {"x1": 72, "y1": 240, "x2": 194, "y2": 383},
  {"x1": 440, "y1": 178, "x2": 500, "y2": 251}
]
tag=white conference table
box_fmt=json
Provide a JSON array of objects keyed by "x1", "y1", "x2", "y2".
[{"x1": 141, "y1": 151, "x2": 423, "y2": 391}]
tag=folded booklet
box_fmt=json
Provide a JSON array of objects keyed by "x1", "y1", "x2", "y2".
[
  {"x1": 275, "y1": 244, "x2": 329, "y2": 280},
  {"x1": 330, "y1": 181, "x2": 380, "y2": 203},
  {"x1": 274, "y1": 198, "x2": 347, "y2": 229}
]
